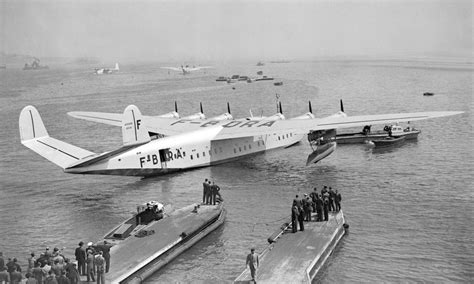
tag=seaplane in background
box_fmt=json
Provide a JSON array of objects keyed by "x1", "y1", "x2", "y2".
[
  {"x1": 161, "y1": 65, "x2": 213, "y2": 75},
  {"x1": 94, "y1": 63, "x2": 119, "y2": 75},
  {"x1": 19, "y1": 101, "x2": 462, "y2": 177}
]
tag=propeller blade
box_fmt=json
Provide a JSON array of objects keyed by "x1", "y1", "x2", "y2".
[
  {"x1": 174, "y1": 101, "x2": 178, "y2": 113},
  {"x1": 200, "y1": 102, "x2": 203, "y2": 114},
  {"x1": 279, "y1": 101, "x2": 283, "y2": 114},
  {"x1": 227, "y1": 102, "x2": 231, "y2": 114},
  {"x1": 340, "y1": 99, "x2": 344, "y2": 113},
  {"x1": 309, "y1": 101, "x2": 313, "y2": 114}
]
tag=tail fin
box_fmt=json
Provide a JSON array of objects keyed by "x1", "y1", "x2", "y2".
[
  {"x1": 122, "y1": 105, "x2": 151, "y2": 146},
  {"x1": 19, "y1": 105, "x2": 49, "y2": 141},
  {"x1": 115, "y1": 63, "x2": 119, "y2": 71},
  {"x1": 19, "y1": 106, "x2": 96, "y2": 169}
]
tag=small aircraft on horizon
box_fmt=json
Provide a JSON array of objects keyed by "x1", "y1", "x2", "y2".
[
  {"x1": 19, "y1": 101, "x2": 462, "y2": 177},
  {"x1": 161, "y1": 65, "x2": 213, "y2": 75},
  {"x1": 94, "y1": 63, "x2": 119, "y2": 75}
]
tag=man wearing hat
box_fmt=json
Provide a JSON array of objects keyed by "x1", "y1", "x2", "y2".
[
  {"x1": 246, "y1": 248, "x2": 259, "y2": 282},
  {"x1": 75, "y1": 241, "x2": 86, "y2": 275},
  {"x1": 95, "y1": 251, "x2": 106, "y2": 284}
]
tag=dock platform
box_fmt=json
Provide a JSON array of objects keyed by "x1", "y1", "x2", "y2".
[
  {"x1": 105, "y1": 203, "x2": 225, "y2": 283},
  {"x1": 234, "y1": 210, "x2": 346, "y2": 283}
]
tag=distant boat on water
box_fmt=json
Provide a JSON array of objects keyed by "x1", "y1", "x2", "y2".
[
  {"x1": 423, "y1": 92, "x2": 434, "y2": 96},
  {"x1": 23, "y1": 58, "x2": 48, "y2": 70},
  {"x1": 256, "y1": 61, "x2": 264, "y2": 66}
]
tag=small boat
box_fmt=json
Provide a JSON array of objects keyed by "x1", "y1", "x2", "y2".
[
  {"x1": 216, "y1": 76, "x2": 228, "y2": 81},
  {"x1": 423, "y1": 92, "x2": 434, "y2": 96},
  {"x1": 336, "y1": 124, "x2": 420, "y2": 144},
  {"x1": 256, "y1": 61, "x2": 265, "y2": 66},
  {"x1": 23, "y1": 58, "x2": 49, "y2": 70},
  {"x1": 274, "y1": 81, "x2": 283, "y2": 86},
  {"x1": 370, "y1": 136, "x2": 406, "y2": 147},
  {"x1": 255, "y1": 75, "x2": 274, "y2": 81},
  {"x1": 238, "y1": 75, "x2": 249, "y2": 81},
  {"x1": 257, "y1": 71, "x2": 263, "y2": 75}
]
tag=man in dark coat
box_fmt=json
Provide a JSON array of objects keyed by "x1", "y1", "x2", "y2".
[
  {"x1": 315, "y1": 194, "x2": 323, "y2": 222},
  {"x1": 74, "y1": 241, "x2": 86, "y2": 276},
  {"x1": 328, "y1": 187, "x2": 336, "y2": 212},
  {"x1": 202, "y1": 179, "x2": 209, "y2": 204},
  {"x1": 323, "y1": 195, "x2": 329, "y2": 221},
  {"x1": 335, "y1": 190, "x2": 342, "y2": 211},
  {"x1": 95, "y1": 241, "x2": 113, "y2": 273},
  {"x1": 309, "y1": 188, "x2": 318, "y2": 212},
  {"x1": 291, "y1": 202, "x2": 299, "y2": 233}
]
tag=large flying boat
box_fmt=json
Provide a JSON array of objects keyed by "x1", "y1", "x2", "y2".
[
  {"x1": 161, "y1": 65, "x2": 213, "y2": 75},
  {"x1": 19, "y1": 101, "x2": 462, "y2": 177}
]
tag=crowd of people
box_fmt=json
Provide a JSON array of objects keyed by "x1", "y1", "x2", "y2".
[
  {"x1": 0, "y1": 240, "x2": 112, "y2": 284},
  {"x1": 291, "y1": 185, "x2": 342, "y2": 233},
  {"x1": 202, "y1": 179, "x2": 223, "y2": 205}
]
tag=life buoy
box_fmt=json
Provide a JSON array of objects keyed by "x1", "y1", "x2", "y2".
[{"x1": 383, "y1": 126, "x2": 390, "y2": 132}]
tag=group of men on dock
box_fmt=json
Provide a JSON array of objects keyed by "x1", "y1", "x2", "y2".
[
  {"x1": 1, "y1": 247, "x2": 82, "y2": 284},
  {"x1": 291, "y1": 186, "x2": 342, "y2": 233},
  {"x1": 0, "y1": 239, "x2": 113, "y2": 284},
  {"x1": 75, "y1": 241, "x2": 112, "y2": 284},
  {"x1": 202, "y1": 179, "x2": 223, "y2": 205}
]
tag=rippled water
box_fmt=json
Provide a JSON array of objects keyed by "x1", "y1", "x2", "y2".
[{"x1": 0, "y1": 59, "x2": 472, "y2": 282}]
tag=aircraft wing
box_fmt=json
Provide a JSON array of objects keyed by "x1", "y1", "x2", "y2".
[
  {"x1": 219, "y1": 111, "x2": 464, "y2": 140},
  {"x1": 188, "y1": 66, "x2": 213, "y2": 71},
  {"x1": 160, "y1": 67, "x2": 182, "y2": 71},
  {"x1": 68, "y1": 111, "x2": 123, "y2": 126},
  {"x1": 68, "y1": 110, "x2": 462, "y2": 138}
]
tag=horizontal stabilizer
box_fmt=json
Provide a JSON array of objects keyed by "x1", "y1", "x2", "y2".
[
  {"x1": 19, "y1": 106, "x2": 96, "y2": 169},
  {"x1": 68, "y1": 111, "x2": 123, "y2": 126}
]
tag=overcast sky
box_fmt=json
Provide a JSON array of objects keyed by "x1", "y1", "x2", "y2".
[{"x1": 1, "y1": 0, "x2": 472, "y2": 62}]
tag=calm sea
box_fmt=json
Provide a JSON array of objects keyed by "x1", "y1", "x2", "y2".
[{"x1": 0, "y1": 59, "x2": 472, "y2": 283}]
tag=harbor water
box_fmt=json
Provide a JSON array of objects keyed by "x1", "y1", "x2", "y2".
[{"x1": 0, "y1": 59, "x2": 472, "y2": 282}]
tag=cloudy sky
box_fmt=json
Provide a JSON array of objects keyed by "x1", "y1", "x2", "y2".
[{"x1": 1, "y1": 0, "x2": 471, "y2": 62}]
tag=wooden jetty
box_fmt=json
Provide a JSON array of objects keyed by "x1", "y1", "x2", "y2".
[{"x1": 234, "y1": 210, "x2": 346, "y2": 283}]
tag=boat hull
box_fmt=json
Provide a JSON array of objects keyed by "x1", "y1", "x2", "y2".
[
  {"x1": 371, "y1": 136, "x2": 406, "y2": 147},
  {"x1": 336, "y1": 130, "x2": 420, "y2": 144}
]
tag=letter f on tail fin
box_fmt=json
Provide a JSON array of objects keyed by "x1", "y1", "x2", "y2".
[
  {"x1": 19, "y1": 106, "x2": 96, "y2": 169},
  {"x1": 122, "y1": 105, "x2": 151, "y2": 146}
]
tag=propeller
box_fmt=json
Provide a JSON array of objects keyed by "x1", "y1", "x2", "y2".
[
  {"x1": 279, "y1": 101, "x2": 283, "y2": 114},
  {"x1": 174, "y1": 101, "x2": 178, "y2": 113},
  {"x1": 309, "y1": 101, "x2": 313, "y2": 114},
  {"x1": 227, "y1": 102, "x2": 231, "y2": 114},
  {"x1": 340, "y1": 99, "x2": 344, "y2": 113},
  {"x1": 200, "y1": 102, "x2": 203, "y2": 114}
]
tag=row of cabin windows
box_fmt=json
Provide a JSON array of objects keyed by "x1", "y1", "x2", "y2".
[
  {"x1": 234, "y1": 141, "x2": 266, "y2": 154},
  {"x1": 190, "y1": 147, "x2": 223, "y2": 160},
  {"x1": 278, "y1": 133, "x2": 293, "y2": 141}
]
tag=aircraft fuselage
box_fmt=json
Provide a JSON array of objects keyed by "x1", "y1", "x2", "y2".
[{"x1": 65, "y1": 126, "x2": 303, "y2": 176}]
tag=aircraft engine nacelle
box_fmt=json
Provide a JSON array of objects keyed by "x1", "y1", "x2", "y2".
[{"x1": 209, "y1": 113, "x2": 233, "y2": 121}]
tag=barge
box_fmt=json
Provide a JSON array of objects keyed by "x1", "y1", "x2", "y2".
[
  {"x1": 234, "y1": 210, "x2": 347, "y2": 283},
  {"x1": 100, "y1": 201, "x2": 225, "y2": 283}
]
